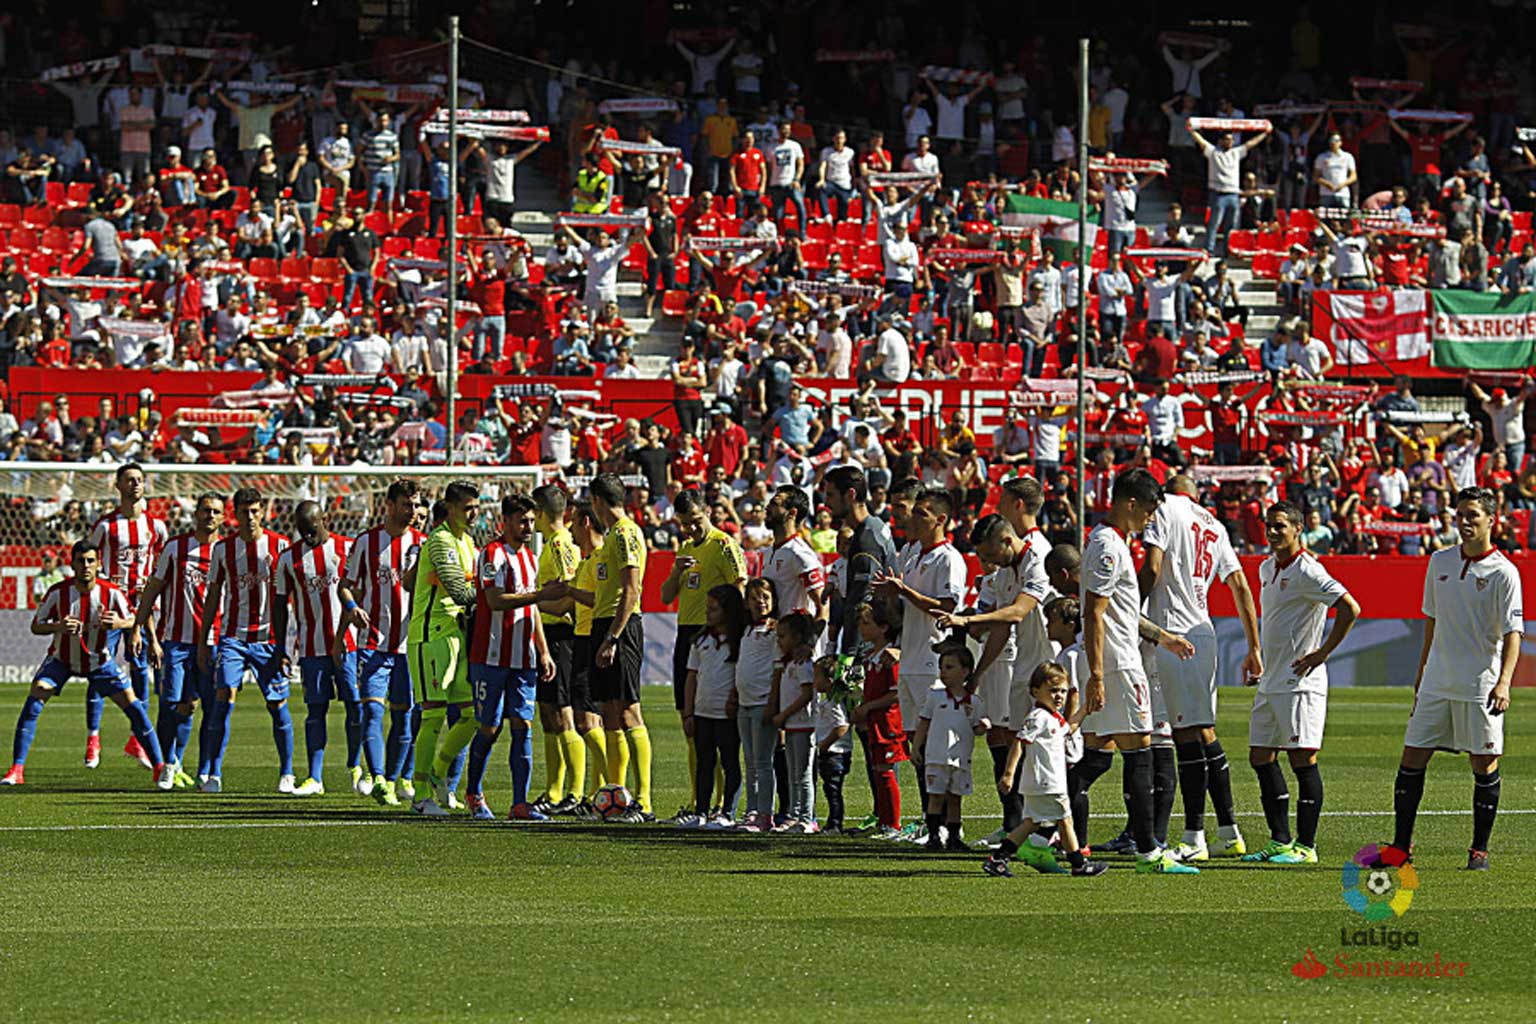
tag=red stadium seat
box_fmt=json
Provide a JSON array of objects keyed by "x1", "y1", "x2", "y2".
[
  {"x1": 280, "y1": 255, "x2": 311, "y2": 280},
  {"x1": 382, "y1": 236, "x2": 411, "y2": 258},
  {"x1": 364, "y1": 212, "x2": 390, "y2": 235},
  {"x1": 310, "y1": 257, "x2": 343, "y2": 282},
  {"x1": 26, "y1": 252, "x2": 54, "y2": 275},
  {"x1": 661, "y1": 289, "x2": 690, "y2": 317},
  {"x1": 978, "y1": 341, "x2": 1004, "y2": 365},
  {"x1": 413, "y1": 238, "x2": 443, "y2": 259},
  {"x1": 1227, "y1": 230, "x2": 1258, "y2": 254},
  {"x1": 39, "y1": 226, "x2": 70, "y2": 253},
  {"x1": 44, "y1": 182, "x2": 65, "y2": 207},
  {"x1": 65, "y1": 183, "x2": 93, "y2": 207},
  {"x1": 247, "y1": 257, "x2": 280, "y2": 282},
  {"x1": 22, "y1": 206, "x2": 52, "y2": 229},
  {"x1": 405, "y1": 191, "x2": 429, "y2": 212},
  {"x1": 0, "y1": 204, "x2": 20, "y2": 228},
  {"x1": 6, "y1": 228, "x2": 37, "y2": 253},
  {"x1": 1287, "y1": 209, "x2": 1317, "y2": 232}
]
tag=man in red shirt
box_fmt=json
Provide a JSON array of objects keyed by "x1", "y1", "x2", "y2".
[
  {"x1": 195, "y1": 148, "x2": 233, "y2": 210},
  {"x1": 680, "y1": 190, "x2": 722, "y2": 292},
  {"x1": 672, "y1": 432, "x2": 708, "y2": 487},
  {"x1": 1132, "y1": 324, "x2": 1179, "y2": 383},
  {"x1": 468, "y1": 250, "x2": 507, "y2": 360},
  {"x1": 1207, "y1": 380, "x2": 1264, "y2": 465},
  {"x1": 694, "y1": 247, "x2": 764, "y2": 304},
  {"x1": 729, "y1": 131, "x2": 766, "y2": 218},
  {"x1": 703, "y1": 404, "x2": 748, "y2": 478}
]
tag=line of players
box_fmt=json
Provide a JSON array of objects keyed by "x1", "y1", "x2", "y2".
[{"x1": 0, "y1": 463, "x2": 1518, "y2": 871}]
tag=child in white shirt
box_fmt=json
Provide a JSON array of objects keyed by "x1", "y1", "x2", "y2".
[
  {"x1": 987, "y1": 662, "x2": 1104, "y2": 876},
  {"x1": 769, "y1": 611, "x2": 819, "y2": 833},
  {"x1": 912, "y1": 644, "x2": 990, "y2": 852},
  {"x1": 812, "y1": 655, "x2": 853, "y2": 832}
]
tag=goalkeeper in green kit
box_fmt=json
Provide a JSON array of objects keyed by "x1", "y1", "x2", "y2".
[{"x1": 406, "y1": 482, "x2": 481, "y2": 816}]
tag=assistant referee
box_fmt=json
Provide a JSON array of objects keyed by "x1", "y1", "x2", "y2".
[
  {"x1": 660, "y1": 488, "x2": 747, "y2": 815},
  {"x1": 588, "y1": 473, "x2": 653, "y2": 822}
]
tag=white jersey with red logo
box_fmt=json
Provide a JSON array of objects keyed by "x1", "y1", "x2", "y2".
[
  {"x1": 90, "y1": 509, "x2": 169, "y2": 602},
  {"x1": 276, "y1": 534, "x2": 354, "y2": 658},
  {"x1": 150, "y1": 532, "x2": 219, "y2": 645},
  {"x1": 207, "y1": 531, "x2": 289, "y2": 644},
  {"x1": 34, "y1": 577, "x2": 130, "y2": 673},
  {"x1": 761, "y1": 535, "x2": 825, "y2": 615},
  {"x1": 343, "y1": 524, "x2": 425, "y2": 654},
  {"x1": 1143, "y1": 492, "x2": 1241, "y2": 634},
  {"x1": 470, "y1": 540, "x2": 541, "y2": 669}
]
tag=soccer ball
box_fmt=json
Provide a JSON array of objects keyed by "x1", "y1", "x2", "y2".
[
  {"x1": 593, "y1": 784, "x2": 634, "y2": 821},
  {"x1": 1366, "y1": 870, "x2": 1394, "y2": 896}
]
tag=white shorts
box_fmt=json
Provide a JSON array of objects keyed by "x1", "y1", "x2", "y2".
[
  {"x1": 1144, "y1": 647, "x2": 1173, "y2": 748},
  {"x1": 1403, "y1": 694, "x2": 1503, "y2": 756},
  {"x1": 1022, "y1": 792, "x2": 1070, "y2": 826},
  {"x1": 1249, "y1": 689, "x2": 1327, "y2": 750},
  {"x1": 978, "y1": 657, "x2": 1014, "y2": 729},
  {"x1": 1156, "y1": 621, "x2": 1218, "y2": 729},
  {"x1": 925, "y1": 763, "x2": 972, "y2": 796},
  {"x1": 1081, "y1": 666, "x2": 1153, "y2": 738},
  {"x1": 898, "y1": 673, "x2": 940, "y2": 729}
]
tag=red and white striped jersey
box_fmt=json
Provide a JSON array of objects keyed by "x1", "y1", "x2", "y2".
[
  {"x1": 150, "y1": 532, "x2": 219, "y2": 645},
  {"x1": 34, "y1": 577, "x2": 130, "y2": 673},
  {"x1": 276, "y1": 534, "x2": 354, "y2": 658},
  {"x1": 342, "y1": 524, "x2": 425, "y2": 654},
  {"x1": 90, "y1": 509, "x2": 169, "y2": 601},
  {"x1": 469, "y1": 540, "x2": 541, "y2": 669},
  {"x1": 207, "y1": 531, "x2": 289, "y2": 644}
]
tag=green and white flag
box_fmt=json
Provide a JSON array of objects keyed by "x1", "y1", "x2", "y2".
[
  {"x1": 1430, "y1": 289, "x2": 1536, "y2": 369},
  {"x1": 1000, "y1": 194, "x2": 1099, "y2": 261}
]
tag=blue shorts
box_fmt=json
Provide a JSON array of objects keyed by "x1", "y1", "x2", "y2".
[
  {"x1": 357, "y1": 648, "x2": 409, "y2": 703},
  {"x1": 300, "y1": 652, "x2": 359, "y2": 705},
  {"x1": 35, "y1": 657, "x2": 130, "y2": 696},
  {"x1": 470, "y1": 664, "x2": 537, "y2": 727},
  {"x1": 215, "y1": 638, "x2": 289, "y2": 701},
  {"x1": 158, "y1": 641, "x2": 212, "y2": 705},
  {"x1": 125, "y1": 639, "x2": 152, "y2": 693}
]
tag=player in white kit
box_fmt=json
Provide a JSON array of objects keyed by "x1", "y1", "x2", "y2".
[
  {"x1": 1389, "y1": 487, "x2": 1523, "y2": 871},
  {"x1": 874, "y1": 488, "x2": 967, "y2": 840},
  {"x1": 1079, "y1": 469, "x2": 1197, "y2": 874},
  {"x1": 937, "y1": 504, "x2": 1053, "y2": 842},
  {"x1": 1243, "y1": 500, "x2": 1359, "y2": 865},
  {"x1": 1140, "y1": 475, "x2": 1263, "y2": 861}
]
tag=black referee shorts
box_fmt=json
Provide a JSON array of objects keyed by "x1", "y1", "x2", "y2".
[
  {"x1": 589, "y1": 615, "x2": 643, "y2": 707},
  {"x1": 673, "y1": 622, "x2": 703, "y2": 710},
  {"x1": 569, "y1": 632, "x2": 597, "y2": 716},
  {"x1": 538, "y1": 623, "x2": 574, "y2": 708}
]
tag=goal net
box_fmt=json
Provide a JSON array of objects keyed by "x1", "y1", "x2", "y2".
[{"x1": 0, "y1": 462, "x2": 544, "y2": 682}]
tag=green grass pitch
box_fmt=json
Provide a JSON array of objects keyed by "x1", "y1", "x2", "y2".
[{"x1": 0, "y1": 685, "x2": 1531, "y2": 1022}]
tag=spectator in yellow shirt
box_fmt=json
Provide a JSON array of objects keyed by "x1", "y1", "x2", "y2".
[{"x1": 701, "y1": 97, "x2": 739, "y2": 195}]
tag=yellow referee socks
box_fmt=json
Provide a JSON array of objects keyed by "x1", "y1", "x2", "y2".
[
  {"x1": 559, "y1": 729, "x2": 584, "y2": 802},
  {"x1": 626, "y1": 725, "x2": 653, "y2": 813},
  {"x1": 605, "y1": 729, "x2": 629, "y2": 790},
  {"x1": 583, "y1": 729, "x2": 607, "y2": 796},
  {"x1": 544, "y1": 733, "x2": 565, "y2": 802}
]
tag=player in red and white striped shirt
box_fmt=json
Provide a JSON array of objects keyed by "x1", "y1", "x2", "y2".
[
  {"x1": 132, "y1": 492, "x2": 225, "y2": 790},
  {"x1": 274, "y1": 501, "x2": 370, "y2": 798},
  {"x1": 456, "y1": 493, "x2": 557, "y2": 820},
  {"x1": 3, "y1": 542, "x2": 166, "y2": 788},
  {"x1": 195, "y1": 487, "x2": 295, "y2": 794},
  {"x1": 84, "y1": 462, "x2": 168, "y2": 772},
  {"x1": 338, "y1": 480, "x2": 425, "y2": 806}
]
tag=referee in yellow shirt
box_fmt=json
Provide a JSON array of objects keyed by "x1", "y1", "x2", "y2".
[
  {"x1": 660, "y1": 488, "x2": 746, "y2": 817},
  {"x1": 531, "y1": 484, "x2": 583, "y2": 815},
  {"x1": 588, "y1": 473, "x2": 653, "y2": 821}
]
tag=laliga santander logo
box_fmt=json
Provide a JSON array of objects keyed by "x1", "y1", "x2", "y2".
[
  {"x1": 1341, "y1": 843, "x2": 1417, "y2": 922},
  {"x1": 1291, "y1": 948, "x2": 1327, "y2": 980}
]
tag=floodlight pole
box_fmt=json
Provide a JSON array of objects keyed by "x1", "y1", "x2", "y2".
[
  {"x1": 446, "y1": 15, "x2": 460, "y2": 462},
  {"x1": 1074, "y1": 37, "x2": 1089, "y2": 542}
]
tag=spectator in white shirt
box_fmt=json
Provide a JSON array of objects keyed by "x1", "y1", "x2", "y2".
[
  {"x1": 1026, "y1": 248, "x2": 1063, "y2": 316},
  {"x1": 1161, "y1": 35, "x2": 1226, "y2": 98},
  {"x1": 1187, "y1": 123, "x2": 1271, "y2": 254},
  {"x1": 902, "y1": 90, "x2": 933, "y2": 151},
  {"x1": 860, "y1": 314, "x2": 912, "y2": 384},
  {"x1": 816, "y1": 313, "x2": 852, "y2": 377},
  {"x1": 1312, "y1": 133, "x2": 1358, "y2": 209},
  {"x1": 880, "y1": 221, "x2": 920, "y2": 313},
  {"x1": 344, "y1": 317, "x2": 393, "y2": 373},
  {"x1": 814, "y1": 129, "x2": 857, "y2": 223},
  {"x1": 921, "y1": 72, "x2": 986, "y2": 143},
  {"x1": 1141, "y1": 378, "x2": 1186, "y2": 466},
  {"x1": 767, "y1": 122, "x2": 807, "y2": 231},
  {"x1": 1284, "y1": 320, "x2": 1334, "y2": 379}
]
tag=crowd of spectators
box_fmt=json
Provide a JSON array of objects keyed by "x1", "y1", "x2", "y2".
[{"x1": 0, "y1": 9, "x2": 1532, "y2": 555}]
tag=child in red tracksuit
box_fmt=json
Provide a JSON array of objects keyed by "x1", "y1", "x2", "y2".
[{"x1": 851, "y1": 600, "x2": 906, "y2": 838}]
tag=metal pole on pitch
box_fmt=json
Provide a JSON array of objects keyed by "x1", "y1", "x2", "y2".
[
  {"x1": 1074, "y1": 37, "x2": 1089, "y2": 542},
  {"x1": 446, "y1": 15, "x2": 460, "y2": 463}
]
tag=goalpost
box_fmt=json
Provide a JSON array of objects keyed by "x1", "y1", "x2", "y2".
[{"x1": 0, "y1": 461, "x2": 545, "y2": 681}]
